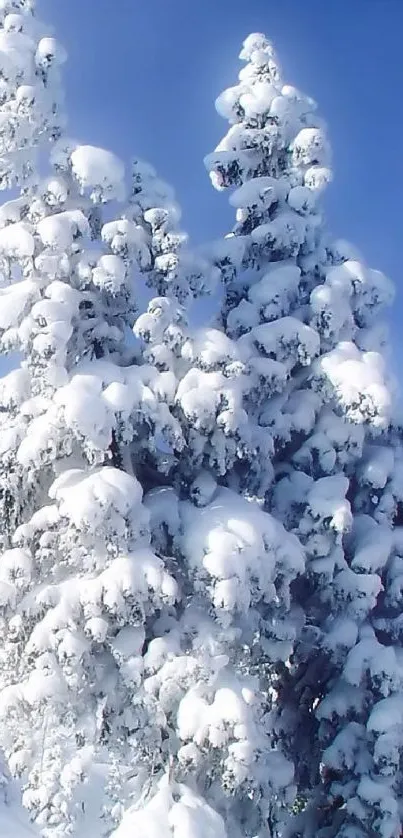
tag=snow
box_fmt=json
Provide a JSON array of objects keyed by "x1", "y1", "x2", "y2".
[
  {"x1": 0, "y1": 15, "x2": 398, "y2": 838},
  {"x1": 37, "y1": 209, "x2": 89, "y2": 250},
  {"x1": 102, "y1": 218, "x2": 151, "y2": 268},
  {"x1": 71, "y1": 145, "x2": 125, "y2": 201},
  {"x1": 287, "y1": 185, "x2": 316, "y2": 214},
  {"x1": 291, "y1": 126, "x2": 331, "y2": 168},
  {"x1": 0, "y1": 782, "x2": 39, "y2": 837},
  {"x1": 307, "y1": 474, "x2": 352, "y2": 534},
  {"x1": 318, "y1": 342, "x2": 393, "y2": 428},
  {"x1": 0, "y1": 279, "x2": 39, "y2": 331},
  {"x1": 350, "y1": 517, "x2": 393, "y2": 573},
  {"x1": 180, "y1": 487, "x2": 304, "y2": 624},
  {"x1": 368, "y1": 695, "x2": 403, "y2": 733},
  {"x1": 0, "y1": 31, "x2": 35, "y2": 79},
  {"x1": 92, "y1": 254, "x2": 127, "y2": 293},
  {"x1": 304, "y1": 164, "x2": 332, "y2": 193},
  {"x1": 0, "y1": 221, "x2": 34, "y2": 259},
  {"x1": 334, "y1": 568, "x2": 382, "y2": 619},
  {"x1": 248, "y1": 264, "x2": 300, "y2": 319},
  {"x1": 182, "y1": 327, "x2": 239, "y2": 369},
  {"x1": 145, "y1": 487, "x2": 181, "y2": 547},
  {"x1": 239, "y1": 32, "x2": 273, "y2": 62},
  {"x1": 323, "y1": 618, "x2": 359, "y2": 656},
  {"x1": 360, "y1": 445, "x2": 394, "y2": 489},
  {"x1": 54, "y1": 374, "x2": 113, "y2": 449},
  {"x1": 229, "y1": 176, "x2": 278, "y2": 210},
  {"x1": 99, "y1": 549, "x2": 178, "y2": 615},
  {"x1": 49, "y1": 467, "x2": 143, "y2": 531},
  {"x1": 250, "y1": 316, "x2": 320, "y2": 368},
  {"x1": 35, "y1": 36, "x2": 67, "y2": 70},
  {"x1": 251, "y1": 211, "x2": 308, "y2": 257},
  {"x1": 0, "y1": 197, "x2": 28, "y2": 229},
  {"x1": 0, "y1": 367, "x2": 30, "y2": 408},
  {"x1": 325, "y1": 259, "x2": 395, "y2": 325},
  {"x1": 112, "y1": 779, "x2": 228, "y2": 838},
  {"x1": 343, "y1": 636, "x2": 400, "y2": 696}
]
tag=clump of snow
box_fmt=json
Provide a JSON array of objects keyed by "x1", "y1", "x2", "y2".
[
  {"x1": 112, "y1": 778, "x2": 228, "y2": 838},
  {"x1": 0, "y1": 221, "x2": 34, "y2": 259},
  {"x1": 248, "y1": 316, "x2": 320, "y2": 369},
  {"x1": 71, "y1": 145, "x2": 125, "y2": 202},
  {"x1": 317, "y1": 342, "x2": 393, "y2": 429},
  {"x1": 35, "y1": 36, "x2": 67, "y2": 70},
  {"x1": 49, "y1": 467, "x2": 143, "y2": 532},
  {"x1": 180, "y1": 487, "x2": 304, "y2": 626},
  {"x1": 37, "y1": 209, "x2": 89, "y2": 251}
]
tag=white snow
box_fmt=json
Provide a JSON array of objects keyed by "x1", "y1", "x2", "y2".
[
  {"x1": 0, "y1": 280, "x2": 39, "y2": 331},
  {"x1": 49, "y1": 467, "x2": 143, "y2": 531},
  {"x1": 250, "y1": 316, "x2": 320, "y2": 368},
  {"x1": 112, "y1": 779, "x2": 228, "y2": 838},
  {"x1": 71, "y1": 145, "x2": 125, "y2": 201},
  {"x1": 180, "y1": 487, "x2": 304, "y2": 624},
  {"x1": 35, "y1": 36, "x2": 67, "y2": 70},
  {"x1": 37, "y1": 209, "x2": 89, "y2": 251},
  {"x1": 318, "y1": 342, "x2": 393, "y2": 429},
  {"x1": 0, "y1": 221, "x2": 34, "y2": 259}
]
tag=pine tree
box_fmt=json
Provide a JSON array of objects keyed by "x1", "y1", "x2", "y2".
[
  {"x1": 0, "y1": 0, "x2": 65, "y2": 191},
  {"x1": 200, "y1": 31, "x2": 403, "y2": 838},
  {"x1": 103, "y1": 151, "x2": 305, "y2": 838},
  {"x1": 0, "y1": 61, "x2": 188, "y2": 837},
  {"x1": 0, "y1": 16, "x2": 222, "y2": 832},
  {"x1": 0, "y1": 10, "x2": 401, "y2": 838}
]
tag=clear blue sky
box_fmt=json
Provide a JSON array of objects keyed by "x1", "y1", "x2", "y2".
[{"x1": 41, "y1": 0, "x2": 403, "y2": 363}]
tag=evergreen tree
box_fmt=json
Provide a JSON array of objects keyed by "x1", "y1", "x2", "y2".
[
  {"x1": 0, "y1": 38, "x2": 190, "y2": 832},
  {"x1": 201, "y1": 31, "x2": 403, "y2": 838},
  {"x1": 0, "y1": 9, "x2": 401, "y2": 838},
  {"x1": 0, "y1": 0, "x2": 65, "y2": 191},
  {"x1": 109, "y1": 155, "x2": 306, "y2": 838}
]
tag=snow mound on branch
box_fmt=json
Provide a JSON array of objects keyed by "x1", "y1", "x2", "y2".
[
  {"x1": 37, "y1": 209, "x2": 89, "y2": 251},
  {"x1": 35, "y1": 36, "x2": 67, "y2": 70},
  {"x1": 49, "y1": 467, "x2": 143, "y2": 531},
  {"x1": 0, "y1": 279, "x2": 39, "y2": 331},
  {"x1": 71, "y1": 145, "x2": 125, "y2": 201},
  {"x1": 318, "y1": 342, "x2": 393, "y2": 428},
  {"x1": 112, "y1": 778, "x2": 227, "y2": 838},
  {"x1": 180, "y1": 487, "x2": 304, "y2": 622},
  {"x1": 0, "y1": 221, "x2": 34, "y2": 258},
  {"x1": 249, "y1": 316, "x2": 319, "y2": 368},
  {"x1": 182, "y1": 327, "x2": 240, "y2": 369}
]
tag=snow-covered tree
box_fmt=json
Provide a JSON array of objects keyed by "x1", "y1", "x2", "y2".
[
  {"x1": 0, "y1": 10, "x2": 401, "y2": 838},
  {"x1": 0, "y1": 67, "x2": 193, "y2": 835},
  {"x1": 199, "y1": 31, "x2": 403, "y2": 838},
  {"x1": 0, "y1": 1, "x2": 65, "y2": 191},
  {"x1": 110, "y1": 158, "x2": 307, "y2": 838}
]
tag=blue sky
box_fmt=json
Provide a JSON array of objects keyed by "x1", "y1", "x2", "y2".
[{"x1": 42, "y1": 0, "x2": 403, "y2": 363}]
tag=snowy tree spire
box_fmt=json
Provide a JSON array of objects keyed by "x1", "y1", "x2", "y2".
[
  {"x1": 0, "y1": 1, "x2": 66, "y2": 190},
  {"x1": 199, "y1": 30, "x2": 403, "y2": 838},
  {"x1": 174, "y1": 32, "x2": 334, "y2": 498}
]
